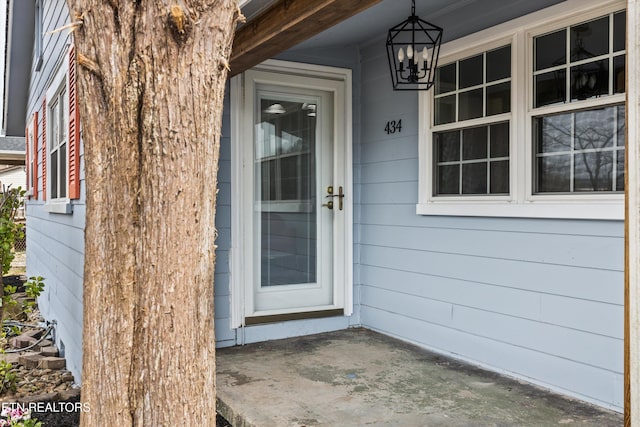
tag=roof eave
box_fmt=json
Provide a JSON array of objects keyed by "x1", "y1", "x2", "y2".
[{"x1": 3, "y1": 0, "x2": 35, "y2": 137}]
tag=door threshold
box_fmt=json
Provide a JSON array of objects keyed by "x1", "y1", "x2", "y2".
[{"x1": 245, "y1": 309, "x2": 344, "y2": 326}]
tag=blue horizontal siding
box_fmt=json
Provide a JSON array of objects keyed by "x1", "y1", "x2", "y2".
[
  {"x1": 359, "y1": 223, "x2": 623, "y2": 270},
  {"x1": 363, "y1": 306, "x2": 622, "y2": 409},
  {"x1": 356, "y1": 35, "x2": 624, "y2": 411}
]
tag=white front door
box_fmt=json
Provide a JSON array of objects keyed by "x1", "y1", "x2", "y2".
[{"x1": 231, "y1": 61, "x2": 353, "y2": 325}]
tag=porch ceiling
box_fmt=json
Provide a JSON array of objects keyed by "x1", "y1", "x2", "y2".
[
  {"x1": 230, "y1": 0, "x2": 384, "y2": 76},
  {"x1": 235, "y1": 0, "x2": 566, "y2": 73}
]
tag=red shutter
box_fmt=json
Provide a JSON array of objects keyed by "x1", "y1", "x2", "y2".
[
  {"x1": 68, "y1": 47, "x2": 80, "y2": 200},
  {"x1": 41, "y1": 98, "x2": 47, "y2": 201},
  {"x1": 32, "y1": 112, "x2": 39, "y2": 200},
  {"x1": 25, "y1": 125, "x2": 31, "y2": 197}
]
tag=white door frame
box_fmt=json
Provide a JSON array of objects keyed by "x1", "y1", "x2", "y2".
[{"x1": 230, "y1": 59, "x2": 353, "y2": 328}]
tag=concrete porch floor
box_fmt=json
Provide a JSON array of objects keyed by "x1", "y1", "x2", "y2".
[{"x1": 216, "y1": 328, "x2": 622, "y2": 427}]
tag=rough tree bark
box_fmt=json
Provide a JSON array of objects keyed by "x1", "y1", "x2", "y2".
[{"x1": 65, "y1": 1, "x2": 238, "y2": 425}]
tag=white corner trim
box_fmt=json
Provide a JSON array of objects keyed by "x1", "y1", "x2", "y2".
[
  {"x1": 626, "y1": 0, "x2": 640, "y2": 423},
  {"x1": 230, "y1": 74, "x2": 244, "y2": 330}
]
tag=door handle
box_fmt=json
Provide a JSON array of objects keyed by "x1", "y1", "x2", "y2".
[{"x1": 324, "y1": 186, "x2": 344, "y2": 211}]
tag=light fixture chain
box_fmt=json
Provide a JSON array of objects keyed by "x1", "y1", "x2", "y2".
[{"x1": 411, "y1": 0, "x2": 415, "y2": 16}]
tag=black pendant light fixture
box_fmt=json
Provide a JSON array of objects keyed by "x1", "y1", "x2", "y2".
[{"x1": 386, "y1": 0, "x2": 443, "y2": 91}]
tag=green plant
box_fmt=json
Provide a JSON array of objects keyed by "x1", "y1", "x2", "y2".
[
  {"x1": 1, "y1": 285, "x2": 16, "y2": 312},
  {"x1": 0, "y1": 407, "x2": 42, "y2": 426},
  {"x1": 0, "y1": 187, "x2": 25, "y2": 276},
  {"x1": 24, "y1": 277, "x2": 44, "y2": 300},
  {"x1": 23, "y1": 277, "x2": 45, "y2": 314},
  {"x1": 0, "y1": 360, "x2": 16, "y2": 395},
  {"x1": 0, "y1": 186, "x2": 25, "y2": 322}
]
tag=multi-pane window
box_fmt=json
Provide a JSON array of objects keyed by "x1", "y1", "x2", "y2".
[
  {"x1": 26, "y1": 116, "x2": 36, "y2": 196},
  {"x1": 534, "y1": 12, "x2": 626, "y2": 107},
  {"x1": 420, "y1": 4, "x2": 627, "y2": 219},
  {"x1": 533, "y1": 11, "x2": 626, "y2": 194},
  {"x1": 433, "y1": 45, "x2": 511, "y2": 196},
  {"x1": 49, "y1": 85, "x2": 68, "y2": 200},
  {"x1": 435, "y1": 122, "x2": 509, "y2": 195},
  {"x1": 534, "y1": 105, "x2": 625, "y2": 193}
]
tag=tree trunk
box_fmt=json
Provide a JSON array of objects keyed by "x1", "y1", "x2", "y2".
[{"x1": 65, "y1": 1, "x2": 238, "y2": 425}]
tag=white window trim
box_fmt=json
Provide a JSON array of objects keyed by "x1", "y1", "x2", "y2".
[
  {"x1": 418, "y1": 0, "x2": 626, "y2": 220},
  {"x1": 25, "y1": 115, "x2": 35, "y2": 197},
  {"x1": 44, "y1": 52, "x2": 72, "y2": 215}
]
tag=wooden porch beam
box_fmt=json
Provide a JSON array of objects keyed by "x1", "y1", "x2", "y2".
[{"x1": 230, "y1": 0, "x2": 383, "y2": 77}]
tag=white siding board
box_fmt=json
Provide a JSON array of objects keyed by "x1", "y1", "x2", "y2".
[
  {"x1": 360, "y1": 137, "x2": 418, "y2": 164},
  {"x1": 360, "y1": 182, "x2": 418, "y2": 204},
  {"x1": 362, "y1": 306, "x2": 620, "y2": 410},
  {"x1": 360, "y1": 245, "x2": 623, "y2": 304},
  {"x1": 214, "y1": 318, "x2": 236, "y2": 344},
  {"x1": 27, "y1": 231, "x2": 83, "y2": 382},
  {"x1": 359, "y1": 204, "x2": 624, "y2": 237},
  {"x1": 362, "y1": 283, "x2": 621, "y2": 371},
  {"x1": 216, "y1": 205, "x2": 231, "y2": 229},
  {"x1": 361, "y1": 265, "x2": 544, "y2": 321},
  {"x1": 0, "y1": 168, "x2": 26, "y2": 190},
  {"x1": 217, "y1": 182, "x2": 231, "y2": 205},
  {"x1": 361, "y1": 286, "x2": 454, "y2": 326},
  {"x1": 359, "y1": 224, "x2": 623, "y2": 270},
  {"x1": 214, "y1": 249, "x2": 229, "y2": 275},
  {"x1": 360, "y1": 159, "x2": 418, "y2": 184},
  {"x1": 28, "y1": 216, "x2": 84, "y2": 253},
  {"x1": 216, "y1": 339, "x2": 236, "y2": 348},
  {"x1": 214, "y1": 92, "x2": 233, "y2": 344},
  {"x1": 215, "y1": 294, "x2": 231, "y2": 320},
  {"x1": 450, "y1": 305, "x2": 622, "y2": 372},
  {"x1": 540, "y1": 295, "x2": 623, "y2": 339}
]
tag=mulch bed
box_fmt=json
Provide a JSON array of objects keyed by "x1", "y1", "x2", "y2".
[
  {"x1": 24, "y1": 394, "x2": 231, "y2": 426},
  {"x1": 29, "y1": 402, "x2": 231, "y2": 426},
  {"x1": 30, "y1": 395, "x2": 81, "y2": 427}
]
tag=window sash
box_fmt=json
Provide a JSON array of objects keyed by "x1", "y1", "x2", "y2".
[
  {"x1": 49, "y1": 86, "x2": 68, "y2": 200},
  {"x1": 434, "y1": 45, "x2": 512, "y2": 126},
  {"x1": 533, "y1": 104, "x2": 625, "y2": 194},
  {"x1": 418, "y1": 0, "x2": 627, "y2": 219},
  {"x1": 434, "y1": 122, "x2": 510, "y2": 196},
  {"x1": 532, "y1": 11, "x2": 626, "y2": 108}
]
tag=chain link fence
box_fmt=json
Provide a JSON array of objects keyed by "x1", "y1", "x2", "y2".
[{"x1": 14, "y1": 225, "x2": 26, "y2": 252}]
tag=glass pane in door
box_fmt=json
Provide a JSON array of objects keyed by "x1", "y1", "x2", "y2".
[{"x1": 255, "y1": 97, "x2": 318, "y2": 287}]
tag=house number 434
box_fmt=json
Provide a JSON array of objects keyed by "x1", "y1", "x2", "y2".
[{"x1": 385, "y1": 119, "x2": 402, "y2": 135}]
